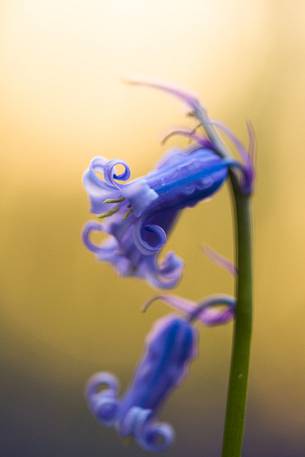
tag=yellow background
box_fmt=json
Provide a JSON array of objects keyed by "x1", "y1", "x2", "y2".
[{"x1": 0, "y1": 1, "x2": 304, "y2": 456}]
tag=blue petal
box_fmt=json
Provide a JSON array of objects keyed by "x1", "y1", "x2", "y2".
[
  {"x1": 83, "y1": 157, "x2": 133, "y2": 215},
  {"x1": 118, "y1": 406, "x2": 174, "y2": 452},
  {"x1": 86, "y1": 372, "x2": 120, "y2": 426},
  {"x1": 82, "y1": 206, "x2": 183, "y2": 289},
  {"x1": 136, "y1": 419, "x2": 174, "y2": 452}
]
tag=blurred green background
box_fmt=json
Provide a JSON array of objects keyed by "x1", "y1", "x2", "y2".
[{"x1": 0, "y1": 1, "x2": 304, "y2": 456}]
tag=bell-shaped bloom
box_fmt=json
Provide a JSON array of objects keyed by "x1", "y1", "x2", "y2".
[
  {"x1": 83, "y1": 145, "x2": 236, "y2": 288},
  {"x1": 86, "y1": 295, "x2": 235, "y2": 452},
  {"x1": 83, "y1": 80, "x2": 255, "y2": 289}
]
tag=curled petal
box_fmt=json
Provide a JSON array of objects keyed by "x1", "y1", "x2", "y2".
[
  {"x1": 83, "y1": 157, "x2": 130, "y2": 214},
  {"x1": 144, "y1": 271, "x2": 181, "y2": 290},
  {"x1": 137, "y1": 420, "x2": 175, "y2": 452},
  {"x1": 86, "y1": 372, "x2": 120, "y2": 425},
  {"x1": 86, "y1": 372, "x2": 119, "y2": 398},
  {"x1": 158, "y1": 252, "x2": 182, "y2": 276},
  {"x1": 134, "y1": 220, "x2": 167, "y2": 255},
  {"x1": 119, "y1": 406, "x2": 174, "y2": 452},
  {"x1": 90, "y1": 226, "x2": 135, "y2": 275},
  {"x1": 144, "y1": 254, "x2": 184, "y2": 289},
  {"x1": 83, "y1": 162, "x2": 119, "y2": 214},
  {"x1": 119, "y1": 406, "x2": 152, "y2": 437},
  {"x1": 144, "y1": 225, "x2": 167, "y2": 250},
  {"x1": 87, "y1": 157, "x2": 112, "y2": 189},
  {"x1": 82, "y1": 221, "x2": 110, "y2": 255},
  {"x1": 90, "y1": 394, "x2": 119, "y2": 425},
  {"x1": 103, "y1": 159, "x2": 131, "y2": 187},
  {"x1": 83, "y1": 219, "x2": 183, "y2": 287}
]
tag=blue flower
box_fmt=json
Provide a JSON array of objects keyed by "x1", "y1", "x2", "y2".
[
  {"x1": 86, "y1": 295, "x2": 235, "y2": 452},
  {"x1": 83, "y1": 145, "x2": 236, "y2": 288},
  {"x1": 83, "y1": 80, "x2": 255, "y2": 288}
]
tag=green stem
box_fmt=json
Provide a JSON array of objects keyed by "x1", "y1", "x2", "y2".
[
  {"x1": 196, "y1": 112, "x2": 253, "y2": 457},
  {"x1": 221, "y1": 189, "x2": 252, "y2": 457}
]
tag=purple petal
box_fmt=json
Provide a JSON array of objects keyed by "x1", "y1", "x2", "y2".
[
  {"x1": 86, "y1": 372, "x2": 119, "y2": 396},
  {"x1": 119, "y1": 406, "x2": 152, "y2": 437},
  {"x1": 143, "y1": 294, "x2": 196, "y2": 314},
  {"x1": 125, "y1": 77, "x2": 203, "y2": 113},
  {"x1": 160, "y1": 128, "x2": 213, "y2": 149},
  {"x1": 189, "y1": 294, "x2": 236, "y2": 326},
  {"x1": 118, "y1": 406, "x2": 174, "y2": 452},
  {"x1": 144, "y1": 294, "x2": 235, "y2": 326},
  {"x1": 246, "y1": 121, "x2": 256, "y2": 161},
  {"x1": 134, "y1": 219, "x2": 167, "y2": 255},
  {"x1": 82, "y1": 221, "x2": 111, "y2": 255},
  {"x1": 86, "y1": 372, "x2": 120, "y2": 426},
  {"x1": 83, "y1": 157, "x2": 126, "y2": 214},
  {"x1": 143, "y1": 254, "x2": 184, "y2": 289},
  {"x1": 199, "y1": 306, "x2": 235, "y2": 326},
  {"x1": 103, "y1": 159, "x2": 131, "y2": 187},
  {"x1": 211, "y1": 121, "x2": 249, "y2": 164},
  {"x1": 137, "y1": 419, "x2": 174, "y2": 452}
]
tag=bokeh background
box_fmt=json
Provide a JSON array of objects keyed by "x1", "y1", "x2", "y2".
[{"x1": 0, "y1": 1, "x2": 304, "y2": 456}]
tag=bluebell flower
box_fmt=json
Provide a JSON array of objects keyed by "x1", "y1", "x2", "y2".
[
  {"x1": 83, "y1": 145, "x2": 237, "y2": 288},
  {"x1": 86, "y1": 295, "x2": 235, "y2": 452},
  {"x1": 83, "y1": 80, "x2": 255, "y2": 288}
]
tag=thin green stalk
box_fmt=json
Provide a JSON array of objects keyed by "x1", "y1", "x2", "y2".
[
  {"x1": 197, "y1": 113, "x2": 253, "y2": 457},
  {"x1": 221, "y1": 189, "x2": 252, "y2": 457}
]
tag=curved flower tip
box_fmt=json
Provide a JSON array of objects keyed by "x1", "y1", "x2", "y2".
[
  {"x1": 144, "y1": 294, "x2": 236, "y2": 326},
  {"x1": 86, "y1": 316, "x2": 197, "y2": 451},
  {"x1": 119, "y1": 407, "x2": 175, "y2": 452},
  {"x1": 83, "y1": 145, "x2": 234, "y2": 288},
  {"x1": 160, "y1": 127, "x2": 213, "y2": 150},
  {"x1": 86, "y1": 372, "x2": 120, "y2": 426},
  {"x1": 124, "y1": 77, "x2": 203, "y2": 114}
]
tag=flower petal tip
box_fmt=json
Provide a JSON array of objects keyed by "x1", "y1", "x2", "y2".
[{"x1": 123, "y1": 77, "x2": 202, "y2": 113}]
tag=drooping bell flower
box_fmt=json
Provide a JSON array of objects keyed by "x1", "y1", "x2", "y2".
[
  {"x1": 83, "y1": 80, "x2": 255, "y2": 289},
  {"x1": 83, "y1": 144, "x2": 237, "y2": 288},
  {"x1": 86, "y1": 295, "x2": 235, "y2": 452}
]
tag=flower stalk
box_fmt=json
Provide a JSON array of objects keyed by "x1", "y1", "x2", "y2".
[
  {"x1": 221, "y1": 189, "x2": 252, "y2": 457},
  {"x1": 197, "y1": 117, "x2": 253, "y2": 457}
]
